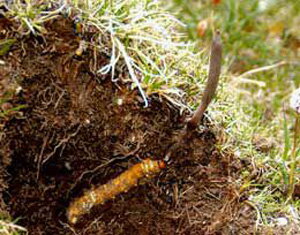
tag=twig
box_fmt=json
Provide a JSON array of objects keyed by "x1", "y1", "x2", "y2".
[
  {"x1": 238, "y1": 61, "x2": 290, "y2": 78},
  {"x1": 187, "y1": 31, "x2": 222, "y2": 129},
  {"x1": 233, "y1": 60, "x2": 300, "y2": 87},
  {"x1": 232, "y1": 77, "x2": 266, "y2": 87}
]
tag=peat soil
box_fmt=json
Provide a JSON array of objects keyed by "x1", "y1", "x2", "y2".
[{"x1": 0, "y1": 16, "x2": 255, "y2": 234}]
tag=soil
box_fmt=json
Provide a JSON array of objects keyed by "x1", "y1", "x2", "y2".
[{"x1": 0, "y1": 14, "x2": 256, "y2": 235}]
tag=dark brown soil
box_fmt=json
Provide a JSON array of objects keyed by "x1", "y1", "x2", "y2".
[{"x1": 0, "y1": 15, "x2": 256, "y2": 235}]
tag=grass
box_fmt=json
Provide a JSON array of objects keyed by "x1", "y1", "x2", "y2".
[
  {"x1": 1, "y1": 0, "x2": 299, "y2": 233},
  {"x1": 3, "y1": 0, "x2": 66, "y2": 35},
  {"x1": 0, "y1": 216, "x2": 27, "y2": 235},
  {"x1": 2, "y1": 0, "x2": 213, "y2": 111},
  {"x1": 168, "y1": 0, "x2": 300, "y2": 230},
  {"x1": 0, "y1": 39, "x2": 16, "y2": 56}
]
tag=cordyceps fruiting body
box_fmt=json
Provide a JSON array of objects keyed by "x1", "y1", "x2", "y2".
[{"x1": 67, "y1": 158, "x2": 166, "y2": 224}]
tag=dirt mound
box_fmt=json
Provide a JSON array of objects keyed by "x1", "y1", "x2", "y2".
[{"x1": 0, "y1": 16, "x2": 255, "y2": 234}]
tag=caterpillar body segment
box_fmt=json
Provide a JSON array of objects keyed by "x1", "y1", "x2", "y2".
[{"x1": 67, "y1": 158, "x2": 165, "y2": 224}]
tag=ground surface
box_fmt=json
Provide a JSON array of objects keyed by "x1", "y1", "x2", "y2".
[
  {"x1": 168, "y1": 1, "x2": 300, "y2": 233},
  {"x1": 0, "y1": 16, "x2": 255, "y2": 234}
]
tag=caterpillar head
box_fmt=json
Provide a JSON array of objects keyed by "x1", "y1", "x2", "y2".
[
  {"x1": 158, "y1": 160, "x2": 166, "y2": 169},
  {"x1": 67, "y1": 205, "x2": 79, "y2": 224},
  {"x1": 67, "y1": 199, "x2": 93, "y2": 224},
  {"x1": 142, "y1": 158, "x2": 166, "y2": 176}
]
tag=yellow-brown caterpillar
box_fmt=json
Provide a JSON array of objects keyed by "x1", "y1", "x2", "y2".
[{"x1": 67, "y1": 158, "x2": 165, "y2": 224}]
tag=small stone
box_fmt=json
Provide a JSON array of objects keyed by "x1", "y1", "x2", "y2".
[
  {"x1": 116, "y1": 98, "x2": 123, "y2": 106},
  {"x1": 65, "y1": 162, "x2": 71, "y2": 170},
  {"x1": 273, "y1": 217, "x2": 288, "y2": 226},
  {"x1": 1, "y1": 102, "x2": 13, "y2": 111},
  {"x1": 16, "y1": 86, "x2": 22, "y2": 94}
]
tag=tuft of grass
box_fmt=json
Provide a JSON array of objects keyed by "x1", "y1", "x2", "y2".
[
  {"x1": 0, "y1": 39, "x2": 16, "y2": 56},
  {"x1": 71, "y1": 0, "x2": 200, "y2": 108},
  {"x1": 0, "y1": 216, "x2": 27, "y2": 235},
  {"x1": 3, "y1": 0, "x2": 208, "y2": 108},
  {"x1": 3, "y1": 0, "x2": 66, "y2": 35}
]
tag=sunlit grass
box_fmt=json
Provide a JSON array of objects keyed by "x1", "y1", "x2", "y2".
[
  {"x1": 0, "y1": 216, "x2": 26, "y2": 235},
  {"x1": 169, "y1": 0, "x2": 300, "y2": 230}
]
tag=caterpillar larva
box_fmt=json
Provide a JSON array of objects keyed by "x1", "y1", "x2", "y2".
[{"x1": 67, "y1": 158, "x2": 165, "y2": 224}]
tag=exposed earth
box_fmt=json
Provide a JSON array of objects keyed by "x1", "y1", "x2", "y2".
[{"x1": 0, "y1": 14, "x2": 255, "y2": 235}]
